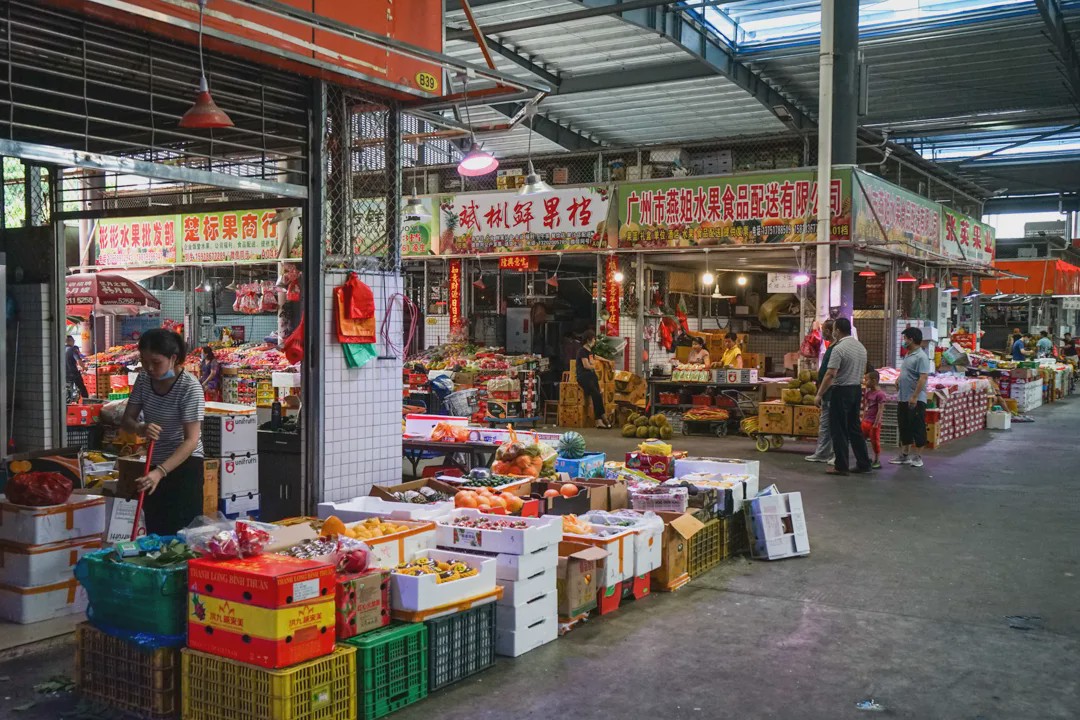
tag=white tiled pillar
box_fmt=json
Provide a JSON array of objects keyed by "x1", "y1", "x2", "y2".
[
  {"x1": 9, "y1": 284, "x2": 54, "y2": 451},
  {"x1": 319, "y1": 272, "x2": 404, "y2": 502}
]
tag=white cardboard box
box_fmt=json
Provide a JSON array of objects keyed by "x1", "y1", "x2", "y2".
[
  {"x1": 360, "y1": 520, "x2": 437, "y2": 569},
  {"x1": 219, "y1": 491, "x2": 260, "y2": 519},
  {"x1": 562, "y1": 528, "x2": 636, "y2": 587},
  {"x1": 495, "y1": 590, "x2": 556, "y2": 632},
  {"x1": 390, "y1": 548, "x2": 496, "y2": 615},
  {"x1": 490, "y1": 545, "x2": 558, "y2": 582},
  {"x1": 202, "y1": 414, "x2": 259, "y2": 456},
  {"x1": 583, "y1": 512, "x2": 664, "y2": 576},
  {"x1": 436, "y1": 510, "x2": 561, "y2": 556},
  {"x1": 215, "y1": 454, "x2": 259, "y2": 496},
  {"x1": 0, "y1": 536, "x2": 102, "y2": 587},
  {"x1": 0, "y1": 496, "x2": 106, "y2": 545},
  {"x1": 986, "y1": 411, "x2": 1011, "y2": 430},
  {"x1": 672, "y1": 458, "x2": 760, "y2": 495},
  {"x1": 318, "y1": 497, "x2": 454, "y2": 523},
  {"x1": 746, "y1": 492, "x2": 810, "y2": 560},
  {"x1": 494, "y1": 613, "x2": 558, "y2": 657},
  {"x1": 497, "y1": 566, "x2": 557, "y2": 607},
  {"x1": 0, "y1": 577, "x2": 88, "y2": 624},
  {"x1": 104, "y1": 497, "x2": 146, "y2": 544}
]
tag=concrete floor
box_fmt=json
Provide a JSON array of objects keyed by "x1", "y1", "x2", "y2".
[{"x1": 5, "y1": 399, "x2": 1079, "y2": 719}]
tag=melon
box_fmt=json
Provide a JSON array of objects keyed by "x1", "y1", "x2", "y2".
[
  {"x1": 558, "y1": 431, "x2": 587, "y2": 459},
  {"x1": 787, "y1": 378, "x2": 803, "y2": 389},
  {"x1": 622, "y1": 424, "x2": 637, "y2": 438},
  {"x1": 648, "y1": 425, "x2": 660, "y2": 437},
  {"x1": 635, "y1": 427, "x2": 650, "y2": 438},
  {"x1": 800, "y1": 382, "x2": 817, "y2": 395},
  {"x1": 781, "y1": 389, "x2": 803, "y2": 405},
  {"x1": 635, "y1": 417, "x2": 649, "y2": 427},
  {"x1": 649, "y1": 414, "x2": 667, "y2": 426},
  {"x1": 802, "y1": 394, "x2": 816, "y2": 405},
  {"x1": 659, "y1": 426, "x2": 673, "y2": 440},
  {"x1": 799, "y1": 369, "x2": 813, "y2": 383}
]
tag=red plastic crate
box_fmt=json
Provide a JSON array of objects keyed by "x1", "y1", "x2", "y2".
[
  {"x1": 595, "y1": 583, "x2": 623, "y2": 616},
  {"x1": 110, "y1": 374, "x2": 129, "y2": 390},
  {"x1": 691, "y1": 395, "x2": 712, "y2": 406}
]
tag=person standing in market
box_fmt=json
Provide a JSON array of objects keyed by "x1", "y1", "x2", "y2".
[
  {"x1": 720, "y1": 332, "x2": 743, "y2": 368},
  {"x1": 814, "y1": 317, "x2": 872, "y2": 476},
  {"x1": 199, "y1": 345, "x2": 223, "y2": 403},
  {"x1": 1036, "y1": 330, "x2": 1054, "y2": 358},
  {"x1": 891, "y1": 327, "x2": 933, "y2": 468},
  {"x1": 120, "y1": 329, "x2": 206, "y2": 535},
  {"x1": 1062, "y1": 332, "x2": 1076, "y2": 359},
  {"x1": 687, "y1": 336, "x2": 711, "y2": 366},
  {"x1": 65, "y1": 336, "x2": 90, "y2": 400},
  {"x1": 576, "y1": 330, "x2": 612, "y2": 429},
  {"x1": 861, "y1": 369, "x2": 887, "y2": 470},
  {"x1": 805, "y1": 319, "x2": 836, "y2": 464}
]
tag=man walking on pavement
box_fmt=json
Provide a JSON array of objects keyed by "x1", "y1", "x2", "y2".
[
  {"x1": 815, "y1": 317, "x2": 872, "y2": 476},
  {"x1": 805, "y1": 319, "x2": 836, "y2": 465},
  {"x1": 891, "y1": 327, "x2": 933, "y2": 468}
]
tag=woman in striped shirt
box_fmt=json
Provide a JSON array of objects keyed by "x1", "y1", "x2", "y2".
[{"x1": 121, "y1": 329, "x2": 206, "y2": 535}]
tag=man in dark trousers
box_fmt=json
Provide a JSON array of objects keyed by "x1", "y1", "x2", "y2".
[
  {"x1": 65, "y1": 335, "x2": 89, "y2": 400},
  {"x1": 814, "y1": 317, "x2": 872, "y2": 476}
]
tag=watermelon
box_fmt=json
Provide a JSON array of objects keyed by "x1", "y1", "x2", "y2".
[{"x1": 558, "y1": 431, "x2": 587, "y2": 459}]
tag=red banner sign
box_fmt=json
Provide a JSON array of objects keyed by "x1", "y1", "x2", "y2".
[
  {"x1": 448, "y1": 259, "x2": 463, "y2": 330},
  {"x1": 498, "y1": 255, "x2": 539, "y2": 271},
  {"x1": 605, "y1": 256, "x2": 621, "y2": 337}
]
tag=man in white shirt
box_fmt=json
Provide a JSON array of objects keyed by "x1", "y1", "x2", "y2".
[{"x1": 891, "y1": 327, "x2": 933, "y2": 468}]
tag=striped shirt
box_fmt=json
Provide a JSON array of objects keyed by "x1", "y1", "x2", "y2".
[
  {"x1": 826, "y1": 336, "x2": 868, "y2": 387},
  {"x1": 128, "y1": 370, "x2": 205, "y2": 464}
]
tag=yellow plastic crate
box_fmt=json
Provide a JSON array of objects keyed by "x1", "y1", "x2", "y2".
[{"x1": 182, "y1": 645, "x2": 356, "y2": 720}]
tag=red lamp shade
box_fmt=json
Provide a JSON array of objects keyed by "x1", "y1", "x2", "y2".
[
  {"x1": 546, "y1": 275, "x2": 559, "y2": 288},
  {"x1": 457, "y1": 145, "x2": 499, "y2": 177},
  {"x1": 858, "y1": 262, "x2": 876, "y2": 277},
  {"x1": 472, "y1": 278, "x2": 487, "y2": 290},
  {"x1": 916, "y1": 278, "x2": 936, "y2": 290},
  {"x1": 179, "y1": 77, "x2": 233, "y2": 129},
  {"x1": 896, "y1": 268, "x2": 917, "y2": 283}
]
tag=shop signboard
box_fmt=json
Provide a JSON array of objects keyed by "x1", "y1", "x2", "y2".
[
  {"x1": 617, "y1": 169, "x2": 850, "y2": 249},
  {"x1": 402, "y1": 197, "x2": 437, "y2": 257},
  {"x1": 605, "y1": 255, "x2": 621, "y2": 337},
  {"x1": 498, "y1": 255, "x2": 539, "y2": 271},
  {"x1": 436, "y1": 186, "x2": 611, "y2": 255},
  {"x1": 179, "y1": 209, "x2": 283, "y2": 263},
  {"x1": 766, "y1": 272, "x2": 800, "y2": 294},
  {"x1": 850, "y1": 169, "x2": 940, "y2": 259},
  {"x1": 941, "y1": 207, "x2": 994, "y2": 265},
  {"x1": 92, "y1": 217, "x2": 179, "y2": 267},
  {"x1": 448, "y1": 259, "x2": 463, "y2": 330}
]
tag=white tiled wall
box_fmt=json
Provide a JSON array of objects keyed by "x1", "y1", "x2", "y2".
[
  {"x1": 9, "y1": 284, "x2": 54, "y2": 451},
  {"x1": 320, "y1": 271, "x2": 404, "y2": 502}
]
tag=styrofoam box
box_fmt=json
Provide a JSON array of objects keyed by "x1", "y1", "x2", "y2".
[
  {"x1": 219, "y1": 491, "x2": 260, "y2": 519},
  {"x1": 0, "y1": 536, "x2": 102, "y2": 587},
  {"x1": 215, "y1": 454, "x2": 259, "y2": 496},
  {"x1": 0, "y1": 578, "x2": 88, "y2": 624},
  {"x1": 436, "y1": 510, "x2": 561, "y2": 555},
  {"x1": 497, "y1": 566, "x2": 557, "y2": 607},
  {"x1": 562, "y1": 528, "x2": 636, "y2": 587},
  {"x1": 751, "y1": 533, "x2": 810, "y2": 560},
  {"x1": 583, "y1": 512, "x2": 663, "y2": 576},
  {"x1": 318, "y1": 497, "x2": 454, "y2": 523},
  {"x1": 403, "y1": 414, "x2": 468, "y2": 438},
  {"x1": 495, "y1": 591, "x2": 556, "y2": 632},
  {"x1": 390, "y1": 548, "x2": 496, "y2": 615},
  {"x1": 0, "y1": 496, "x2": 106, "y2": 546},
  {"x1": 360, "y1": 520, "x2": 437, "y2": 569},
  {"x1": 466, "y1": 544, "x2": 558, "y2": 582},
  {"x1": 673, "y1": 458, "x2": 760, "y2": 495},
  {"x1": 202, "y1": 414, "x2": 259, "y2": 456},
  {"x1": 494, "y1": 613, "x2": 558, "y2": 658}
]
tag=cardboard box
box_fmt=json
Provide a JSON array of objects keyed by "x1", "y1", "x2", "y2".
[
  {"x1": 673, "y1": 457, "x2": 759, "y2": 489},
  {"x1": 555, "y1": 541, "x2": 606, "y2": 618},
  {"x1": 348, "y1": 519, "x2": 437, "y2": 569},
  {"x1": 0, "y1": 577, "x2": 88, "y2": 624},
  {"x1": 216, "y1": 454, "x2": 259, "y2": 496},
  {"x1": 495, "y1": 590, "x2": 556, "y2": 632},
  {"x1": 652, "y1": 512, "x2": 705, "y2": 588},
  {"x1": 103, "y1": 497, "x2": 145, "y2": 544},
  {"x1": 497, "y1": 566, "x2": 557, "y2": 607},
  {"x1": 0, "y1": 536, "x2": 102, "y2": 587},
  {"x1": 582, "y1": 478, "x2": 630, "y2": 511},
  {"x1": 219, "y1": 491, "x2": 260, "y2": 520},
  {"x1": 624, "y1": 452, "x2": 674, "y2": 480},
  {"x1": 745, "y1": 492, "x2": 809, "y2": 560},
  {"x1": 986, "y1": 411, "x2": 1011, "y2": 430},
  {"x1": 554, "y1": 452, "x2": 606, "y2": 479},
  {"x1": 366, "y1": 478, "x2": 460, "y2": 506},
  {"x1": 202, "y1": 414, "x2": 258, "y2": 457},
  {"x1": 187, "y1": 555, "x2": 335, "y2": 608},
  {"x1": 335, "y1": 569, "x2": 390, "y2": 640},
  {"x1": 202, "y1": 459, "x2": 220, "y2": 516},
  {"x1": 763, "y1": 382, "x2": 785, "y2": 400},
  {"x1": 5, "y1": 448, "x2": 83, "y2": 489},
  {"x1": 436, "y1": 510, "x2": 561, "y2": 555},
  {"x1": 187, "y1": 619, "x2": 334, "y2": 670},
  {"x1": 477, "y1": 544, "x2": 558, "y2": 582},
  {"x1": 529, "y1": 479, "x2": 606, "y2": 515},
  {"x1": 562, "y1": 528, "x2": 636, "y2": 587},
  {"x1": 321, "y1": 495, "x2": 454, "y2": 523},
  {"x1": 714, "y1": 368, "x2": 759, "y2": 384},
  {"x1": 792, "y1": 405, "x2": 820, "y2": 436},
  {"x1": 668, "y1": 474, "x2": 749, "y2": 517},
  {"x1": 494, "y1": 611, "x2": 558, "y2": 658},
  {"x1": 757, "y1": 401, "x2": 793, "y2": 435},
  {"x1": 0, "y1": 495, "x2": 106, "y2": 545},
  {"x1": 188, "y1": 592, "x2": 334, "y2": 640},
  {"x1": 390, "y1": 549, "x2": 496, "y2": 615}
]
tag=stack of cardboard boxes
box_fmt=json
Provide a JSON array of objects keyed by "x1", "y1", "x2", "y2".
[{"x1": 202, "y1": 412, "x2": 259, "y2": 519}]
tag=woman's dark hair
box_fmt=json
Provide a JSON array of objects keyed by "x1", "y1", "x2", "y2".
[
  {"x1": 139, "y1": 328, "x2": 187, "y2": 363},
  {"x1": 692, "y1": 336, "x2": 705, "y2": 347},
  {"x1": 1013, "y1": 333, "x2": 1022, "y2": 342},
  {"x1": 582, "y1": 329, "x2": 596, "y2": 344},
  {"x1": 725, "y1": 331, "x2": 738, "y2": 342},
  {"x1": 202, "y1": 345, "x2": 215, "y2": 360}
]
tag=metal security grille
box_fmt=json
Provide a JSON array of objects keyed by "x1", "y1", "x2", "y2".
[{"x1": 0, "y1": 0, "x2": 310, "y2": 212}]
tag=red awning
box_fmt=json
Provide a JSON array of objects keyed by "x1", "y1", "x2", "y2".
[{"x1": 971, "y1": 259, "x2": 1080, "y2": 296}]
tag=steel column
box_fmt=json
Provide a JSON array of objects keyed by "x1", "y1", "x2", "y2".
[
  {"x1": 385, "y1": 104, "x2": 402, "y2": 271},
  {"x1": 303, "y1": 79, "x2": 326, "y2": 512},
  {"x1": 49, "y1": 166, "x2": 66, "y2": 449},
  {"x1": 833, "y1": 0, "x2": 859, "y2": 321},
  {"x1": 635, "y1": 253, "x2": 645, "y2": 376}
]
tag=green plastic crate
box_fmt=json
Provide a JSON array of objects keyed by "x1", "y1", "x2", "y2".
[
  {"x1": 75, "y1": 538, "x2": 188, "y2": 638},
  {"x1": 343, "y1": 623, "x2": 427, "y2": 720},
  {"x1": 425, "y1": 602, "x2": 496, "y2": 692}
]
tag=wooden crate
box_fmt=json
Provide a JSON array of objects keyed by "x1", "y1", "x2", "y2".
[
  {"x1": 792, "y1": 405, "x2": 820, "y2": 436},
  {"x1": 757, "y1": 401, "x2": 793, "y2": 435}
]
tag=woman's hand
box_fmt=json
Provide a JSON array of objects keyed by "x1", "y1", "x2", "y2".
[
  {"x1": 143, "y1": 422, "x2": 162, "y2": 441},
  {"x1": 135, "y1": 468, "x2": 164, "y2": 495}
]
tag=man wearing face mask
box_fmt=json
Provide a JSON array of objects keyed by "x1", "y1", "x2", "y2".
[
  {"x1": 891, "y1": 327, "x2": 932, "y2": 468},
  {"x1": 120, "y1": 328, "x2": 206, "y2": 534}
]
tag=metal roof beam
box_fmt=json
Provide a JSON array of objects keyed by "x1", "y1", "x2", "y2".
[
  {"x1": 490, "y1": 102, "x2": 603, "y2": 150},
  {"x1": 447, "y1": 0, "x2": 681, "y2": 40},
  {"x1": 481, "y1": 36, "x2": 562, "y2": 88},
  {"x1": 558, "y1": 60, "x2": 713, "y2": 93},
  {"x1": 1033, "y1": 0, "x2": 1080, "y2": 108}
]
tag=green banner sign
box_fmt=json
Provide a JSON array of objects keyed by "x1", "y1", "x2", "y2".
[
  {"x1": 941, "y1": 206, "x2": 995, "y2": 265},
  {"x1": 850, "y1": 169, "x2": 941, "y2": 258}
]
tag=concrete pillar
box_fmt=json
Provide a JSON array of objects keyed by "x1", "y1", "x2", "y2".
[{"x1": 833, "y1": 0, "x2": 859, "y2": 319}]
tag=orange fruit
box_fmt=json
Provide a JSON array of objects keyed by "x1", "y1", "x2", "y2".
[
  {"x1": 505, "y1": 495, "x2": 524, "y2": 513},
  {"x1": 560, "y1": 483, "x2": 580, "y2": 498},
  {"x1": 458, "y1": 493, "x2": 479, "y2": 509},
  {"x1": 477, "y1": 504, "x2": 492, "y2": 512},
  {"x1": 543, "y1": 488, "x2": 560, "y2": 499},
  {"x1": 488, "y1": 496, "x2": 507, "y2": 510}
]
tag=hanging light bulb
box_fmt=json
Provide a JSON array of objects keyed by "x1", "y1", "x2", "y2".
[
  {"x1": 942, "y1": 284, "x2": 960, "y2": 294},
  {"x1": 858, "y1": 260, "x2": 876, "y2": 278},
  {"x1": 455, "y1": 75, "x2": 498, "y2": 177},
  {"x1": 613, "y1": 270, "x2": 625, "y2": 283},
  {"x1": 792, "y1": 271, "x2": 811, "y2": 286},
  {"x1": 403, "y1": 196, "x2": 430, "y2": 223},
  {"x1": 179, "y1": 1, "x2": 233, "y2": 129},
  {"x1": 520, "y1": 162, "x2": 554, "y2": 196},
  {"x1": 165, "y1": 271, "x2": 179, "y2": 292},
  {"x1": 896, "y1": 265, "x2": 918, "y2": 283},
  {"x1": 701, "y1": 249, "x2": 713, "y2": 287},
  {"x1": 736, "y1": 275, "x2": 747, "y2": 287}
]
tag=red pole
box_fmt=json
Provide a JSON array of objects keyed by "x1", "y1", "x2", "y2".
[{"x1": 130, "y1": 441, "x2": 154, "y2": 541}]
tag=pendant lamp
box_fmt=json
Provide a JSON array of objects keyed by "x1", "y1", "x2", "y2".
[
  {"x1": 519, "y1": 104, "x2": 553, "y2": 196},
  {"x1": 179, "y1": 1, "x2": 233, "y2": 129},
  {"x1": 858, "y1": 260, "x2": 876, "y2": 277},
  {"x1": 917, "y1": 277, "x2": 936, "y2": 290},
  {"x1": 456, "y1": 75, "x2": 497, "y2": 177},
  {"x1": 896, "y1": 265, "x2": 917, "y2": 283}
]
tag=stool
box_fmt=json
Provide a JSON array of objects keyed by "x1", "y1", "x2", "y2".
[{"x1": 543, "y1": 400, "x2": 559, "y2": 426}]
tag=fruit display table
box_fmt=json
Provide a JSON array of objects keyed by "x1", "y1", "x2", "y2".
[{"x1": 402, "y1": 438, "x2": 501, "y2": 478}]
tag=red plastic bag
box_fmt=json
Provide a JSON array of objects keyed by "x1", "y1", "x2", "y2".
[
  {"x1": 800, "y1": 328, "x2": 822, "y2": 359},
  {"x1": 6, "y1": 472, "x2": 74, "y2": 506},
  {"x1": 283, "y1": 314, "x2": 304, "y2": 365}
]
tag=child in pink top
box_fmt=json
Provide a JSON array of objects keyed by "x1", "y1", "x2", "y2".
[{"x1": 861, "y1": 370, "x2": 888, "y2": 469}]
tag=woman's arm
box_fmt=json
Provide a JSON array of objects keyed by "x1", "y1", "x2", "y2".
[
  {"x1": 135, "y1": 421, "x2": 201, "y2": 495},
  {"x1": 702, "y1": 351, "x2": 711, "y2": 367}
]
